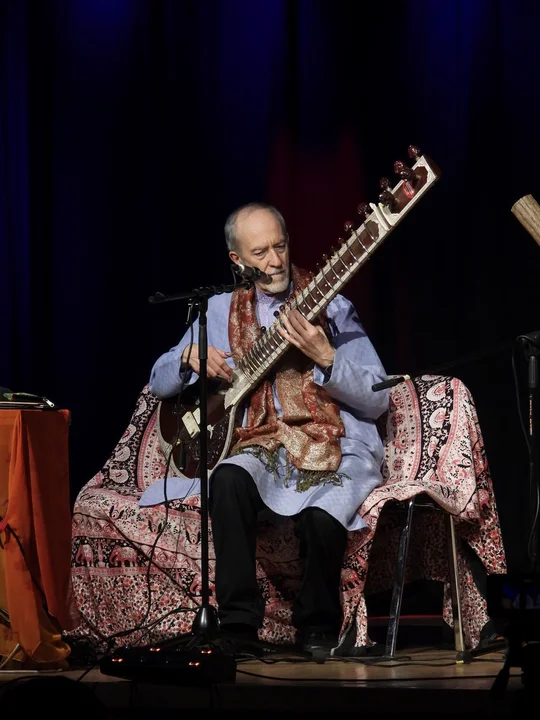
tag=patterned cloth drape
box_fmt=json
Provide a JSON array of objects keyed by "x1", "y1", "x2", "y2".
[{"x1": 67, "y1": 375, "x2": 506, "y2": 651}]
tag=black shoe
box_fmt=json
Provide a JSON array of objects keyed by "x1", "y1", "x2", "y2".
[
  {"x1": 301, "y1": 631, "x2": 339, "y2": 656},
  {"x1": 332, "y1": 641, "x2": 386, "y2": 658},
  {"x1": 212, "y1": 624, "x2": 265, "y2": 658}
]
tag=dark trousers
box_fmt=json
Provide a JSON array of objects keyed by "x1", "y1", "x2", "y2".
[{"x1": 209, "y1": 463, "x2": 348, "y2": 634}]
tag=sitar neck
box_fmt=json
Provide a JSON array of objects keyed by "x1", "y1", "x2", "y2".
[{"x1": 232, "y1": 148, "x2": 440, "y2": 397}]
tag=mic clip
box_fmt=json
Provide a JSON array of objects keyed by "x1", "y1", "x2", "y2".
[{"x1": 232, "y1": 263, "x2": 273, "y2": 285}]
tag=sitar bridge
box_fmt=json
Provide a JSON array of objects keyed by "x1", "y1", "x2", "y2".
[{"x1": 182, "y1": 408, "x2": 201, "y2": 439}]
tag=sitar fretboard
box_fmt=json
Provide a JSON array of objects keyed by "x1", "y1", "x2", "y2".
[{"x1": 234, "y1": 150, "x2": 439, "y2": 392}]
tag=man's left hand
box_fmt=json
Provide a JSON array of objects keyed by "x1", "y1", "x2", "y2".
[{"x1": 278, "y1": 309, "x2": 335, "y2": 369}]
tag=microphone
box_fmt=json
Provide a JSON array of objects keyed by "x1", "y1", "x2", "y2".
[
  {"x1": 518, "y1": 330, "x2": 540, "y2": 348},
  {"x1": 372, "y1": 375, "x2": 411, "y2": 392},
  {"x1": 233, "y1": 263, "x2": 273, "y2": 285}
]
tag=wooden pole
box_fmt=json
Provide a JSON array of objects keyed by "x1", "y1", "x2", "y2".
[{"x1": 511, "y1": 194, "x2": 540, "y2": 246}]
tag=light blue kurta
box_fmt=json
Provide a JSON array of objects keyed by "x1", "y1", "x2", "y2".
[{"x1": 140, "y1": 288, "x2": 390, "y2": 532}]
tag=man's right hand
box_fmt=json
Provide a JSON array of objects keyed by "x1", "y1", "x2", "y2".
[{"x1": 181, "y1": 344, "x2": 233, "y2": 382}]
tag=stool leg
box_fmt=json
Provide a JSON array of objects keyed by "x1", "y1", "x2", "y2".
[
  {"x1": 444, "y1": 513, "x2": 466, "y2": 658},
  {"x1": 384, "y1": 498, "x2": 415, "y2": 659}
]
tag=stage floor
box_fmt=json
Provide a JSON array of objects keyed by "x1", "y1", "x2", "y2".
[{"x1": 0, "y1": 645, "x2": 527, "y2": 716}]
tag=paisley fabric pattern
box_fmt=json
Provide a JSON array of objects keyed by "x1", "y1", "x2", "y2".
[
  {"x1": 67, "y1": 375, "x2": 506, "y2": 652},
  {"x1": 229, "y1": 265, "x2": 345, "y2": 489}
]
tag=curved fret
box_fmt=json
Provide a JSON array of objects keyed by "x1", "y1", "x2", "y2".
[
  {"x1": 245, "y1": 353, "x2": 259, "y2": 376},
  {"x1": 335, "y1": 248, "x2": 351, "y2": 275},
  {"x1": 320, "y1": 262, "x2": 338, "y2": 291},
  {"x1": 355, "y1": 230, "x2": 369, "y2": 253}
]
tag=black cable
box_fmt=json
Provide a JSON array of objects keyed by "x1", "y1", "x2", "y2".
[
  {"x1": 512, "y1": 342, "x2": 531, "y2": 453},
  {"x1": 235, "y1": 668, "x2": 509, "y2": 683},
  {"x1": 513, "y1": 337, "x2": 540, "y2": 571},
  {"x1": 122, "y1": 318, "x2": 195, "y2": 639},
  {"x1": 236, "y1": 655, "x2": 313, "y2": 665},
  {"x1": 528, "y1": 484, "x2": 540, "y2": 572},
  {"x1": 73, "y1": 512, "x2": 199, "y2": 600},
  {"x1": 76, "y1": 662, "x2": 100, "y2": 683},
  {"x1": 129, "y1": 606, "x2": 195, "y2": 648},
  {"x1": 0, "y1": 516, "x2": 49, "y2": 610},
  {"x1": 77, "y1": 321, "x2": 198, "y2": 656},
  {"x1": 339, "y1": 658, "x2": 504, "y2": 668},
  {"x1": 73, "y1": 606, "x2": 196, "y2": 682},
  {"x1": 237, "y1": 652, "x2": 505, "y2": 668}
]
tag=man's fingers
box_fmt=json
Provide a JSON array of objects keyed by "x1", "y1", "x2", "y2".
[
  {"x1": 210, "y1": 348, "x2": 232, "y2": 363},
  {"x1": 286, "y1": 312, "x2": 303, "y2": 334},
  {"x1": 208, "y1": 355, "x2": 232, "y2": 380},
  {"x1": 182, "y1": 343, "x2": 199, "y2": 364},
  {"x1": 207, "y1": 358, "x2": 227, "y2": 380},
  {"x1": 279, "y1": 319, "x2": 301, "y2": 348},
  {"x1": 188, "y1": 346, "x2": 232, "y2": 380},
  {"x1": 281, "y1": 315, "x2": 297, "y2": 339},
  {"x1": 288, "y1": 309, "x2": 310, "y2": 332},
  {"x1": 283, "y1": 312, "x2": 309, "y2": 343},
  {"x1": 219, "y1": 362, "x2": 233, "y2": 380},
  {"x1": 208, "y1": 359, "x2": 224, "y2": 379},
  {"x1": 213, "y1": 354, "x2": 233, "y2": 379}
]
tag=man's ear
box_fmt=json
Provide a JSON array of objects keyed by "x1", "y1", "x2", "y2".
[{"x1": 229, "y1": 250, "x2": 242, "y2": 266}]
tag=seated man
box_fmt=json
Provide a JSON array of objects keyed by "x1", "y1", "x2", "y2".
[{"x1": 145, "y1": 202, "x2": 389, "y2": 656}]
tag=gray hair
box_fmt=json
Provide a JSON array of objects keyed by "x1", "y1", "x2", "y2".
[{"x1": 224, "y1": 202, "x2": 288, "y2": 252}]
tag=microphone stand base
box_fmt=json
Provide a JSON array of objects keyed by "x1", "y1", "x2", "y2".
[{"x1": 191, "y1": 604, "x2": 220, "y2": 639}]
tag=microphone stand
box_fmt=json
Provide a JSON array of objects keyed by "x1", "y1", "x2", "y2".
[
  {"x1": 520, "y1": 333, "x2": 540, "y2": 571},
  {"x1": 100, "y1": 276, "x2": 258, "y2": 685},
  {"x1": 488, "y1": 333, "x2": 540, "y2": 697},
  {"x1": 147, "y1": 279, "x2": 253, "y2": 645}
]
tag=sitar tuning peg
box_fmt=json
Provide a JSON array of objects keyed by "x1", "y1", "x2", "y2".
[
  {"x1": 357, "y1": 202, "x2": 370, "y2": 219},
  {"x1": 393, "y1": 160, "x2": 415, "y2": 182},
  {"x1": 343, "y1": 220, "x2": 355, "y2": 234},
  {"x1": 378, "y1": 177, "x2": 395, "y2": 208},
  {"x1": 407, "y1": 145, "x2": 422, "y2": 160}
]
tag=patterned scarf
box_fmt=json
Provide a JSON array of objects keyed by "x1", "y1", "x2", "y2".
[{"x1": 228, "y1": 264, "x2": 347, "y2": 492}]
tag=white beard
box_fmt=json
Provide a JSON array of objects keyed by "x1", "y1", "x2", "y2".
[{"x1": 258, "y1": 269, "x2": 290, "y2": 295}]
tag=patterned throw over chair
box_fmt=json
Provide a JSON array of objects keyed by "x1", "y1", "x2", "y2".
[{"x1": 67, "y1": 375, "x2": 507, "y2": 657}]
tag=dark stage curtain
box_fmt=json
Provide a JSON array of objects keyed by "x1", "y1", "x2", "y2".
[{"x1": 1, "y1": 0, "x2": 539, "y2": 570}]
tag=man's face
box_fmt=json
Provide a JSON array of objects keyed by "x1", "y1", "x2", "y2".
[{"x1": 229, "y1": 208, "x2": 290, "y2": 294}]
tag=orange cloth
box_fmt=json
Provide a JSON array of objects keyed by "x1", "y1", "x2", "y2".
[{"x1": 0, "y1": 410, "x2": 79, "y2": 664}]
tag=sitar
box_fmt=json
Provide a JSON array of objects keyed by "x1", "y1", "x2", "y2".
[{"x1": 158, "y1": 145, "x2": 440, "y2": 479}]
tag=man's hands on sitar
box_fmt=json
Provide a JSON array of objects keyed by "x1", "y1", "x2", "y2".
[
  {"x1": 181, "y1": 345, "x2": 233, "y2": 382},
  {"x1": 277, "y1": 309, "x2": 335, "y2": 369},
  {"x1": 181, "y1": 309, "x2": 335, "y2": 382}
]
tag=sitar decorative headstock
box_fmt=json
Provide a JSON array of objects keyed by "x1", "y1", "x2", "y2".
[{"x1": 338, "y1": 145, "x2": 440, "y2": 249}]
